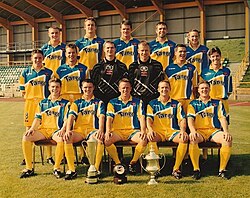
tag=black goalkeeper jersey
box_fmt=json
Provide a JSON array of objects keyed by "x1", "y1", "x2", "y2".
[{"x1": 91, "y1": 58, "x2": 128, "y2": 104}]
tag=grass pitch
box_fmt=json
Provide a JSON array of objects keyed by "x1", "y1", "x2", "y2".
[{"x1": 0, "y1": 101, "x2": 250, "y2": 198}]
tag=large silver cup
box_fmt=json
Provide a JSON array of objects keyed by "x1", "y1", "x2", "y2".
[
  {"x1": 140, "y1": 145, "x2": 166, "y2": 185},
  {"x1": 82, "y1": 136, "x2": 98, "y2": 184}
]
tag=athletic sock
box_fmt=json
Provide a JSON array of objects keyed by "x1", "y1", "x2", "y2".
[
  {"x1": 173, "y1": 143, "x2": 188, "y2": 171},
  {"x1": 45, "y1": 146, "x2": 52, "y2": 159},
  {"x1": 189, "y1": 143, "x2": 200, "y2": 171},
  {"x1": 219, "y1": 145, "x2": 232, "y2": 171},
  {"x1": 64, "y1": 143, "x2": 75, "y2": 172},
  {"x1": 130, "y1": 144, "x2": 146, "y2": 164},
  {"x1": 54, "y1": 142, "x2": 64, "y2": 170},
  {"x1": 95, "y1": 143, "x2": 104, "y2": 171},
  {"x1": 22, "y1": 140, "x2": 33, "y2": 170},
  {"x1": 105, "y1": 144, "x2": 121, "y2": 164},
  {"x1": 148, "y1": 142, "x2": 159, "y2": 155}
]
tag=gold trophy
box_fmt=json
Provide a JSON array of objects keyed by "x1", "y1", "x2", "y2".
[
  {"x1": 82, "y1": 136, "x2": 98, "y2": 184},
  {"x1": 140, "y1": 145, "x2": 166, "y2": 185}
]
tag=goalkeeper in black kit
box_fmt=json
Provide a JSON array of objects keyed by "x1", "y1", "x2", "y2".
[
  {"x1": 129, "y1": 41, "x2": 165, "y2": 107},
  {"x1": 91, "y1": 41, "x2": 128, "y2": 104}
]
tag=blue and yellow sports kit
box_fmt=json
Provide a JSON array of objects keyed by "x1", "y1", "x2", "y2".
[
  {"x1": 41, "y1": 42, "x2": 66, "y2": 74},
  {"x1": 106, "y1": 96, "x2": 145, "y2": 139},
  {"x1": 69, "y1": 97, "x2": 105, "y2": 137},
  {"x1": 56, "y1": 63, "x2": 87, "y2": 102},
  {"x1": 149, "y1": 38, "x2": 176, "y2": 70},
  {"x1": 200, "y1": 65, "x2": 232, "y2": 117},
  {"x1": 35, "y1": 96, "x2": 70, "y2": 138},
  {"x1": 186, "y1": 44, "x2": 209, "y2": 75},
  {"x1": 147, "y1": 98, "x2": 186, "y2": 141},
  {"x1": 19, "y1": 66, "x2": 53, "y2": 126},
  {"x1": 114, "y1": 37, "x2": 140, "y2": 69},
  {"x1": 75, "y1": 36, "x2": 105, "y2": 71},
  {"x1": 187, "y1": 98, "x2": 226, "y2": 140}
]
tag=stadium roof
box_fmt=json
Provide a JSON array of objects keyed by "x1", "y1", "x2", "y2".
[{"x1": 0, "y1": 0, "x2": 248, "y2": 27}]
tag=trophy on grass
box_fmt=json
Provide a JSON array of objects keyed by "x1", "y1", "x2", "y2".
[
  {"x1": 140, "y1": 145, "x2": 166, "y2": 185},
  {"x1": 82, "y1": 136, "x2": 98, "y2": 184}
]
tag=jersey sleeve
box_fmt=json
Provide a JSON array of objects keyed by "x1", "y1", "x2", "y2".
[
  {"x1": 146, "y1": 102, "x2": 154, "y2": 121},
  {"x1": 217, "y1": 101, "x2": 226, "y2": 119},
  {"x1": 34, "y1": 102, "x2": 42, "y2": 120},
  {"x1": 137, "y1": 100, "x2": 145, "y2": 119},
  {"x1": 187, "y1": 102, "x2": 196, "y2": 119},
  {"x1": 177, "y1": 102, "x2": 186, "y2": 123},
  {"x1": 97, "y1": 101, "x2": 106, "y2": 118},
  {"x1": 19, "y1": 69, "x2": 26, "y2": 92},
  {"x1": 106, "y1": 102, "x2": 115, "y2": 118},
  {"x1": 68, "y1": 102, "x2": 78, "y2": 118}
]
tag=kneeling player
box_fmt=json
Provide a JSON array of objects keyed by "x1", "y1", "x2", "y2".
[
  {"x1": 63, "y1": 79, "x2": 105, "y2": 180},
  {"x1": 187, "y1": 81, "x2": 233, "y2": 180},
  {"x1": 147, "y1": 80, "x2": 188, "y2": 179},
  {"x1": 104, "y1": 78, "x2": 147, "y2": 174},
  {"x1": 20, "y1": 78, "x2": 70, "y2": 178}
]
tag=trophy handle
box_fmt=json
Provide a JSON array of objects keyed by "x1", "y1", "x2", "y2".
[
  {"x1": 139, "y1": 154, "x2": 148, "y2": 173},
  {"x1": 158, "y1": 154, "x2": 166, "y2": 172}
]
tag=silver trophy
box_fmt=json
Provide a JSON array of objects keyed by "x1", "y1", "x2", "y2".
[
  {"x1": 140, "y1": 145, "x2": 166, "y2": 185},
  {"x1": 82, "y1": 136, "x2": 98, "y2": 184}
]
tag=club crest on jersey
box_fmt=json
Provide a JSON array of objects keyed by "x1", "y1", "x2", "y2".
[
  {"x1": 212, "y1": 103, "x2": 217, "y2": 107},
  {"x1": 223, "y1": 72, "x2": 229, "y2": 76},
  {"x1": 171, "y1": 104, "x2": 176, "y2": 108},
  {"x1": 140, "y1": 65, "x2": 148, "y2": 76},
  {"x1": 132, "y1": 102, "x2": 136, "y2": 106}
]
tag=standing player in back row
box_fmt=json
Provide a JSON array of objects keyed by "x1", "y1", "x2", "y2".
[
  {"x1": 114, "y1": 20, "x2": 140, "y2": 69},
  {"x1": 19, "y1": 49, "x2": 53, "y2": 165},
  {"x1": 149, "y1": 22, "x2": 176, "y2": 70},
  {"x1": 41, "y1": 26, "x2": 66, "y2": 74},
  {"x1": 75, "y1": 17, "x2": 105, "y2": 73},
  {"x1": 186, "y1": 29, "x2": 209, "y2": 76}
]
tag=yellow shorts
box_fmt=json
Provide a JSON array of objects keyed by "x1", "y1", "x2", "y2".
[
  {"x1": 197, "y1": 128, "x2": 221, "y2": 141},
  {"x1": 61, "y1": 93, "x2": 82, "y2": 103},
  {"x1": 177, "y1": 99, "x2": 191, "y2": 114},
  {"x1": 113, "y1": 129, "x2": 140, "y2": 140},
  {"x1": 157, "y1": 130, "x2": 180, "y2": 142},
  {"x1": 74, "y1": 128, "x2": 97, "y2": 139},
  {"x1": 38, "y1": 128, "x2": 58, "y2": 139},
  {"x1": 24, "y1": 98, "x2": 42, "y2": 127}
]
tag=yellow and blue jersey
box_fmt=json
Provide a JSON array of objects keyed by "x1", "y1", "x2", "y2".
[
  {"x1": 69, "y1": 97, "x2": 105, "y2": 133},
  {"x1": 41, "y1": 42, "x2": 66, "y2": 74},
  {"x1": 147, "y1": 98, "x2": 185, "y2": 134},
  {"x1": 19, "y1": 66, "x2": 53, "y2": 99},
  {"x1": 75, "y1": 36, "x2": 105, "y2": 71},
  {"x1": 165, "y1": 61, "x2": 198, "y2": 100},
  {"x1": 114, "y1": 37, "x2": 140, "y2": 68},
  {"x1": 187, "y1": 98, "x2": 226, "y2": 130},
  {"x1": 149, "y1": 38, "x2": 176, "y2": 70},
  {"x1": 186, "y1": 44, "x2": 209, "y2": 75},
  {"x1": 35, "y1": 96, "x2": 70, "y2": 130},
  {"x1": 200, "y1": 66, "x2": 232, "y2": 100},
  {"x1": 56, "y1": 63, "x2": 87, "y2": 95},
  {"x1": 106, "y1": 96, "x2": 145, "y2": 131}
]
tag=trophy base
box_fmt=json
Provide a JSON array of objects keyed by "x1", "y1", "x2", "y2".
[
  {"x1": 148, "y1": 176, "x2": 158, "y2": 185},
  {"x1": 113, "y1": 176, "x2": 127, "y2": 185},
  {"x1": 85, "y1": 176, "x2": 98, "y2": 184}
]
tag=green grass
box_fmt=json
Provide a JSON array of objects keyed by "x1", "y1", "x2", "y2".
[
  {"x1": 239, "y1": 67, "x2": 250, "y2": 88},
  {"x1": 0, "y1": 102, "x2": 250, "y2": 198},
  {"x1": 206, "y1": 38, "x2": 245, "y2": 62}
]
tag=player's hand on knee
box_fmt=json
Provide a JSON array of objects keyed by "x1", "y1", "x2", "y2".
[
  {"x1": 147, "y1": 131, "x2": 156, "y2": 141},
  {"x1": 223, "y1": 132, "x2": 232, "y2": 142},
  {"x1": 179, "y1": 132, "x2": 188, "y2": 142},
  {"x1": 57, "y1": 129, "x2": 65, "y2": 137},
  {"x1": 25, "y1": 128, "x2": 35, "y2": 136},
  {"x1": 95, "y1": 130, "x2": 104, "y2": 142},
  {"x1": 139, "y1": 132, "x2": 147, "y2": 141},
  {"x1": 104, "y1": 131, "x2": 112, "y2": 142},
  {"x1": 189, "y1": 132, "x2": 198, "y2": 142},
  {"x1": 63, "y1": 131, "x2": 73, "y2": 141}
]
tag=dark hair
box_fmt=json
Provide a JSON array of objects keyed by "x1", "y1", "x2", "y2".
[
  {"x1": 188, "y1": 29, "x2": 199, "y2": 35},
  {"x1": 121, "y1": 19, "x2": 132, "y2": 29},
  {"x1": 156, "y1": 21, "x2": 168, "y2": 29},
  {"x1": 49, "y1": 77, "x2": 62, "y2": 86},
  {"x1": 66, "y1": 43, "x2": 78, "y2": 53},
  {"x1": 174, "y1": 44, "x2": 187, "y2": 52},
  {"x1": 84, "y1": 17, "x2": 97, "y2": 26},
  {"x1": 138, "y1": 40, "x2": 150, "y2": 48},
  {"x1": 198, "y1": 80, "x2": 210, "y2": 88},
  {"x1": 209, "y1": 47, "x2": 221, "y2": 56},
  {"x1": 31, "y1": 49, "x2": 43, "y2": 57},
  {"x1": 103, "y1": 41, "x2": 115, "y2": 49},
  {"x1": 81, "y1": 79, "x2": 94, "y2": 86}
]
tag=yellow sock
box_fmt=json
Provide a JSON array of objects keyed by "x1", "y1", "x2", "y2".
[
  {"x1": 46, "y1": 146, "x2": 52, "y2": 159},
  {"x1": 54, "y1": 142, "x2": 64, "y2": 170},
  {"x1": 105, "y1": 144, "x2": 120, "y2": 164},
  {"x1": 64, "y1": 143, "x2": 75, "y2": 172},
  {"x1": 219, "y1": 145, "x2": 232, "y2": 171},
  {"x1": 95, "y1": 143, "x2": 104, "y2": 171},
  {"x1": 131, "y1": 145, "x2": 146, "y2": 164},
  {"x1": 189, "y1": 144, "x2": 200, "y2": 171},
  {"x1": 22, "y1": 140, "x2": 33, "y2": 170},
  {"x1": 173, "y1": 143, "x2": 188, "y2": 171},
  {"x1": 148, "y1": 142, "x2": 159, "y2": 155}
]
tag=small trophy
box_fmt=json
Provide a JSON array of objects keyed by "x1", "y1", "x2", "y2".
[
  {"x1": 113, "y1": 164, "x2": 127, "y2": 184},
  {"x1": 140, "y1": 145, "x2": 166, "y2": 185},
  {"x1": 82, "y1": 136, "x2": 98, "y2": 184}
]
